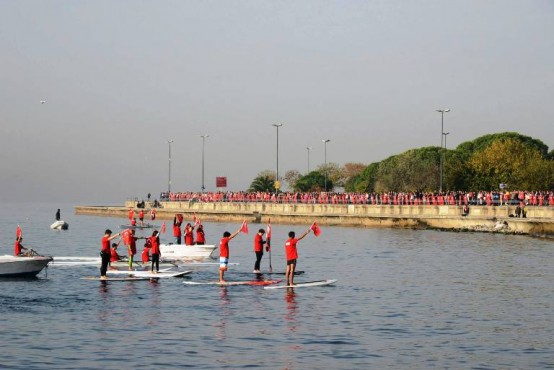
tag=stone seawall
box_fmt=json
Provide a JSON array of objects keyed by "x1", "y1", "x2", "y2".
[{"x1": 74, "y1": 201, "x2": 554, "y2": 238}]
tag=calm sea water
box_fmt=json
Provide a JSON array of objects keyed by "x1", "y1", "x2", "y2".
[{"x1": 0, "y1": 202, "x2": 553, "y2": 369}]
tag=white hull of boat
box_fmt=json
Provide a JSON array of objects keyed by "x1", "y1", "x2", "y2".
[
  {"x1": 159, "y1": 244, "x2": 217, "y2": 260},
  {"x1": 50, "y1": 220, "x2": 69, "y2": 230},
  {"x1": 0, "y1": 255, "x2": 53, "y2": 277}
]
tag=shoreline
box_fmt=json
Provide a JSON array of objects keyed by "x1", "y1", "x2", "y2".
[{"x1": 74, "y1": 201, "x2": 554, "y2": 239}]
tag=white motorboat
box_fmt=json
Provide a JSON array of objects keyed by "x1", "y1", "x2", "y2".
[
  {"x1": 50, "y1": 220, "x2": 69, "y2": 230},
  {"x1": 159, "y1": 244, "x2": 218, "y2": 261},
  {"x1": 0, "y1": 255, "x2": 53, "y2": 277}
]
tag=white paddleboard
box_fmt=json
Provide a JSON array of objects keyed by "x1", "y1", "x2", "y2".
[
  {"x1": 183, "y1": 279, "x2": 281, "y2": 286},
  {"x1": 107, "y1": 267, "x2": 173, "y2": 275},
  {"x1": 81, "y1": 276, "x2": 152, "y2": 281},
  {"x1": 263, "y1": 279, "x2": 338, "y2": 290}
]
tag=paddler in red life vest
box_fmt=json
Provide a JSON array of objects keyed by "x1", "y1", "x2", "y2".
[
  {"x1": 126, "y1": 229, "x2": 143, "y2": 270},
  {"x1": 110, "y1": 242, "x2": 124, "y2": 268},
  {"x1": 149, "y1": 230, "x2": 161, "y2": 273},
  {"x1": 14, "y1": 236, "x2": 28, "y2": 256},
  {"x1": 196, "y1": 224, "x2": 205, "y2": 245},
  {"x1": 141, "y1": 239, "x2": 151, "y2": 263},
  {"x1": 284, "y1": 228, "x2": 311, "y2": 286},
  {"x1": 184, "y1": 223, "x2": 194, "y2": 245},
  {"x1": 100, "y1": 229, "x2": 121, "y2": 280},
  {"x1": 138, "y1": 210, "x2": 145, "y2": 226},
  {"x1": 253, "y1": 229, "x2": 266, "y2": 273},
  {"x1": 173, "y1": 215, "x2": 182, "y2": 244},
  {"x1": 150, "y1": 209, "x2": 156, "y2": 221},
  {"x1": 219, "y1": 227, "x2": 242, "y2": 283},
  {"x1": 131, "y1": 218, "x2": 137, "y2": 227}
]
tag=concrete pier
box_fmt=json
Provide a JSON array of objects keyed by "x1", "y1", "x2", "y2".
[{"x1": 74, "y1": 201, "x2": 554, "y2": 238}]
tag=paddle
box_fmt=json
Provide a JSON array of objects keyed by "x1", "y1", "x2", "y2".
[{"x1": 267, "y1": 219, "x2": 272, "y2": 273}]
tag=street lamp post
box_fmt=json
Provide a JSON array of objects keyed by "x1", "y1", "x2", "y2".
[
  {"x1": 167, "y1": 139, "x2": 174, "y2": 193},
  {"x1": 272, "y1": 123, "x2": 283, "y2": 191},
  {"x1": 306, "y1": 146, "x2": 312, "y2": 173},
  {"x1": 200, "y1": 135, "x2": 209, "y2": 192},
  {"x1": 322, "y1": 139, "x2": 330, "y2": 191},
  {"x1": 436, "y1": 109, "x2": 451, "y2": 193}
]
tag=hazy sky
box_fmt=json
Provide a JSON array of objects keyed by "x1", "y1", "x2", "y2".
[{"x1": 1, "y1": 0, "x2": 553, "y2": 204}]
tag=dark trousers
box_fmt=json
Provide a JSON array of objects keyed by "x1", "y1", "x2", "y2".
[
  {"x1": 100, "y1": 251, "x2": 110, "y2": 276},
  {"x1": 151, "y1": 253, "x2": 160, "y2": 272},
  {"x1": 254, "y1": 251, "x2": 263, "y2": 271}
]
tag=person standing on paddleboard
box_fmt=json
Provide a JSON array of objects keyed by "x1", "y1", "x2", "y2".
[
  {"x1": 101, "y1": 229, "x2": 121, "y2": 280},
  {"x1": 253, "y1": 229, "x2": 266, "y2": 273},
  {"x1": 285, "y1": 228, "x2": 311, "y2": 286},
  {"x1": 219, "y1": 227, "x2": 242, "y2": 283},
  {"x1": 127, "y1": 229, "x2": 143, "y2": 270},
  {"x1": 149, "y1": 230, "x2": 161, "y2": 273}
]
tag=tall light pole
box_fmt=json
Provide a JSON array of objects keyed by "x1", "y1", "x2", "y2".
[
  {"x1": 167, "y1": 139, "x2": 174, "y2": 193},
  {"x1": 272, "y1": 123, "x2": 283, "y2": 191},
  {"x1": 322, "y1": 139, "x2": 330, "y2": 191},
  {"x1": 200, "y1": 135, "x2": 209, "y2": 192},
  {"x1": 306, "y1": 146, "x2": 312, "y2": 173},
  {"x1": 436, "y1": 109, "x2": 450, "y2": 193}
]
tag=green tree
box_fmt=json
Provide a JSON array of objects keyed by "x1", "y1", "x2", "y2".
[
  {"x1": 283, "y1": 169, "x2": 301, "y2": 190},
  {"x1": 293, "y1": 171, "x2": 331, "y2": 192},
  {"x1": 248, "y1": 171, "x2": 276, "y2": 192}
]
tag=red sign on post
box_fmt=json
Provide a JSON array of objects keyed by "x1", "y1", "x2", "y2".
[{"x1": 216, "y1": 177, "x2": 227, "y2": 188}]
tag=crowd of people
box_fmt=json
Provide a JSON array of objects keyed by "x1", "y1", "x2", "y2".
[{"x1": 159, "y1": 190, "x2": 554, "y2": 207}]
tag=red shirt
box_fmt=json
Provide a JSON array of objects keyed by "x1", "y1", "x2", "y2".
[
  {"x1": 139, "y1": 211, "x2": 144, "y2": 220},
  {"x1": 128, "y1": 236, "x2": 137, "y2": 255},
  {"x1": 173, "y1": 223, "x2": 181, "y2": 237},
  {"x1": 285, "y1": 238, "x2": 299, "y2": 260},
  {"x1": 141, "y1": 247, "x2": 150, "y2": 263},
  {"x1": 219, "y1": 237, "x2": 230, "y2": 258},
  {"x1": 101, "y1": 236, "x2": 110, "y2": 253},
  {"x1": 196, "y1": 229, "x2": 205, "y2": 244},
  {"x1": 110, "y1": 248, "x2": 120, "y2": 262},
  {"x1": 185, "y1": 226, "x2": 194, "y2": 245},
  {"x1": 254, "y1": 233, "x2": 264, "y2": 252},
  {"x1": 150, "y1": 236, "x2": 160, "y2": 255},
  {"x1": 14, "y1": 240, "x2": 22, "y2": 256}
]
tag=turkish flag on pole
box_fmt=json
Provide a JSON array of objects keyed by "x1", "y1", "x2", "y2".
[
  {"x1": 16, "y1": 225, "x2": 22, "y2": 238},
  {"x1": 266, "y1": 219, "x2": 272, "y2": 240},
  {"x1": 161, "y1": 222, "x2": 167, "y2": 234},
  {"x1": 241, "y1": 220, "x2": 249, "y2": 234},
  {"x1": 311, "y1": 222, "x2": 321, "y2": 237}
]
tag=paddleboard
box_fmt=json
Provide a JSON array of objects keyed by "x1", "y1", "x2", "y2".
[
  {"x1": 183, "y1": 279, "x2": 282, "y2": 286},
  {"x1": 113, "y1": 270, "x2": 192, "y2": 278},
  {"x1": 81, "y1": 276, "x2": 152, "y2": 281},
  {"x1": 250, "y1": 270, "x2": 304, "y2": 276},
  {"x1": 263, "y1": 279, "x2": 338, "y2": 290},
  {"x1": 107, "y1": 267, "x2": 173, "y2": 275},
  {"x1": 120, "y1": 224, "x2": 154, "y2": 229}
]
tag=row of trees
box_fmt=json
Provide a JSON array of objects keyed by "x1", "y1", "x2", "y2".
[{"x1": 248, "y1": 132, "x2": 554, "y2": 193}]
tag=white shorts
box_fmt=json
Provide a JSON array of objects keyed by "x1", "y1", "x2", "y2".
[{"x1": 219, "y1": 257, "x2": 229, "y2": 270}]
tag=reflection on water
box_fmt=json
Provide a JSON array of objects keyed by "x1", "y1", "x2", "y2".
[{"x1": 285, "y1": 288, "x2": 298, "y2": 332}]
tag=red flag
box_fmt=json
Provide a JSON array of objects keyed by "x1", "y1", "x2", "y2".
[
  {"x1": 122, "y1": 229, "x2": 131, "y2": 245},
  {"x1": 16, "y1": 225, "x2": 22, "y2": 238},
  {"x1": 241, "y1": 220, "x2": 249, "y2": 234},
  {"x1": 161, "y1": 222, "x2": 167, "y2": 234},
  {"x1": 311, "y1": 222, "x2": 321, "y2": 237},
  {"x1": 128, "y1": 209, "x2": 134, "y2": 221}
]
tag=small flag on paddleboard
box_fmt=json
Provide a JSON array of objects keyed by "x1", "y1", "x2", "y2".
[
  {"x1": 266, "y1": 219, "x2": 271, "y2": 251},
  {"x1": 241, "y1": 220, "x2": 249, "y2": 234},
  {"x1": 161, "y1": 222, "x2": 166, "y2": 234},
  {"x1": 311, "y1": 222, "x2": 321, "y2": 237},
  {"x1": 16, "y1": 225, "x2": 22, "y2": 238}
]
